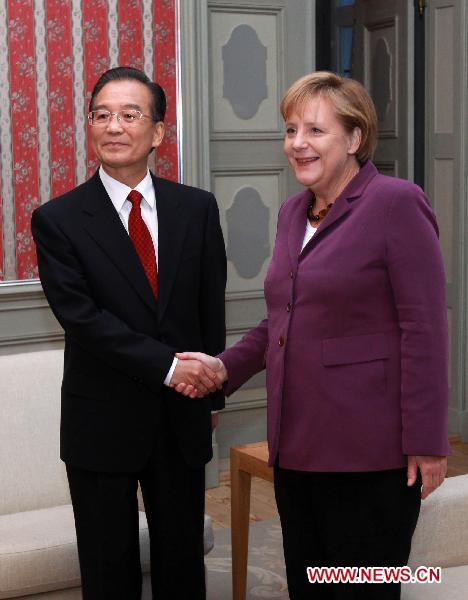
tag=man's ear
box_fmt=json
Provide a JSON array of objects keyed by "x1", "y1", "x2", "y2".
[
  {"x1": 348, "y1": 127, "x2": 361, "y2": 156},
  {"x1": 151, "y1": 121, "x2": 165, "y2": 150}
]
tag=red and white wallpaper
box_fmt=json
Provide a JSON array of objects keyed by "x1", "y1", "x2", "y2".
[{"x1": 0, "y1": 0, "x2": 178, "y2": 281}]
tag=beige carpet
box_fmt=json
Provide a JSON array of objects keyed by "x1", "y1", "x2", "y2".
[
  {"x1": 206, "y1": 518, "x2": 289, "y2": 600},
  {"x1": 205, "y1": 518, "x2": 458, "y2": 600}
]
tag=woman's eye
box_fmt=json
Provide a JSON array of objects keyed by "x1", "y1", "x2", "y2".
[
  {"x1": 286, "y1": 127, "x2": 296, "y2": 135},
  {"x1": 311, "y1": 127, "x2": 322, "y2": 134}
]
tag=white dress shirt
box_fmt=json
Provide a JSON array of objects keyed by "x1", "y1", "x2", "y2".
[{"x1": 99, "y1": 167, "x2": 177, "y2": 385}]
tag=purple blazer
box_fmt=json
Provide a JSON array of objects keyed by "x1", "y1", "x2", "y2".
[{"x1": 219, "y1": 161, "x2": 451, "y2": 472}]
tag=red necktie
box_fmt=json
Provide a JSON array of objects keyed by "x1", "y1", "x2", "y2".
[{"x1": 127, "y1": 190, "x2": 158, "y2": 298}]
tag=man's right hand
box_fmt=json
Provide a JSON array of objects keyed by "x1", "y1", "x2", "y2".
[
  {"x1": 172, "y1": 352, "x2": 228, "y2": 398},
  {"x1": 169, "y1": 358, "x2": 221, "y2": 398}
]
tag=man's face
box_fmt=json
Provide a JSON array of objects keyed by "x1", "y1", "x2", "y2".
[{"x1": 89, "y1": 79, "x2": 164, "y2": 176}]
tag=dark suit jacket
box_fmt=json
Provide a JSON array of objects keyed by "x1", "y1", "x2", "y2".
[
  {"x1": 32, "y1": 171, "x2": 226, "y2": 473},
  {"x1": 220, "y1": 161, "x2": 451, "y2": 472}
]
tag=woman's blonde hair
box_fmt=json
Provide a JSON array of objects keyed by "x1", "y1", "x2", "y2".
[{"x1": 280, "y1": 71, "x2": 378, "y2": 163}]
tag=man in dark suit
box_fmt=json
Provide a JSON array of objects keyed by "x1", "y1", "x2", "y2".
[{"x1": 31, "y1": 67, "x2": 226, "y2": 600}]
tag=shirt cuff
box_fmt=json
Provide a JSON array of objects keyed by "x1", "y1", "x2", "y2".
[{"x1": 163, "y1": 357, "x2": 178, "y2": 386}]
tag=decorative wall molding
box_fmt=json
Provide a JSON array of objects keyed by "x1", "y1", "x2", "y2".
[
  {"x1": 178, "y1": 0, "x2": 210, "y2": 189},
  {"x1": 374, "y1": 160, "x2": 397, "y2": 177},
  {"x1": 209, "y1": 2, "x2": 284, "y2": 137},
  {"x1": 224, "y1": 387, "x2": 267, "y2": 412},
  {"x1": 459, "y1": 0, "x2": 468, "y2": 439},
  {"x1": 211, "y1": 131, "x2": 285, "y2": 141},
  {"x1": 365, "y1": 17, "x2": 398, "y2": 139},
  {"x1": 0, "y1": 282, "x2": 62, "y2": 351},
  {"x1": 213, "y1": 166, "x2": 286, "y2": 296}
]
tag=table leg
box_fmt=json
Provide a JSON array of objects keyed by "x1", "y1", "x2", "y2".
[{"x1": 230, "y1": 449, "x2": 252, "y2": 600}]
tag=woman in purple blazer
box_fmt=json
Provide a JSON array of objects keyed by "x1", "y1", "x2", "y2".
[{"x1": 177, "y1": 72, "x2": 450, "y2": 598}]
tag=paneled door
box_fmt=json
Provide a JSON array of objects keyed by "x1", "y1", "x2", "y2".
[
  {"x1": 424, "y1": 1, "x2": 465, "y2": 437},
  {"x1": 179, "y1": 0, "x2": 315, "y2": 481},
  {"x1": 353, "y1": 0, "x2": 414, "y2": 180},
  {"x1": 352, "y1": 0, "x2": 464, "y2": 436},
  {"x1": 207, "y1": 0, "x2": 315, "y2": 424}
]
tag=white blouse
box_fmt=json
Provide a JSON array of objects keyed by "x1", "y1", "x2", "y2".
[{"x1": 300, "y1": 219, "x2": 318, "y2": 252}]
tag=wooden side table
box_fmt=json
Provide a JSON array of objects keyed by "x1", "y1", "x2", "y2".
[{"x1": 230, "y1": 441, "x2": 274, "y2": 600}]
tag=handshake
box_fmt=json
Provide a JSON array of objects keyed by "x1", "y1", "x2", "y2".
[{"x1": 169, "y1": 352, "x2": 228, "y2": 398}]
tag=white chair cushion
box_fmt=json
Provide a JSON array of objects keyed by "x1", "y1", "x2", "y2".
[
  {"x1": 401, "y1": 565, "x2": 468, "y2": 600},
  {"x1": 5, "y1": 574, "x2": 152, "y2": 600},
  {"x1": 204, "y1": 514, "x2": 214, "y2": 555},
  {"x1": 0, "y1": 350, "x2": 70, "y2": 515},
  {"x1": 0, "y1": 505, "x2": 213, "y2": 598},
  {"x1": 0, "y1": 505, "x2": 150, "y2": 599},
  {"x1": 408, "y1": 474, "x2": 468, "y2": 569}
]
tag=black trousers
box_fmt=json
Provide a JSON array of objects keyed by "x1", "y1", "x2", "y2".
[
  {"x1": 274, "y1": 466, "x2": 421, "y2": 600},
  {"x1": 66, "y1": 428, "x2": 206, "y2": 600}
]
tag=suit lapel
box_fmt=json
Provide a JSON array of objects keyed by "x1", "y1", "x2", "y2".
[
  {"x1": 152, "y1": 174, "x2": 190, "y2": 323},
  {"x1": 81, "y1": 171, "x2": 158, "y2": 313}
]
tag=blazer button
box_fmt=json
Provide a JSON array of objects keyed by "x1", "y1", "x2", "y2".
[
  {"x1": 278, "y1": 336, "x2": 284, "y2": 347},
  {"x1": 289, "y1": 270, "x2": 294, "y2": 279},
  {"x1": 286, "y1": 302, "x2": 292, "y2": 312}
]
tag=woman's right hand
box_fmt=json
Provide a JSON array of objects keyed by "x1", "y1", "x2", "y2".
[{"x1": 407, "y1": 455, "x2": 448, "y2": 499}]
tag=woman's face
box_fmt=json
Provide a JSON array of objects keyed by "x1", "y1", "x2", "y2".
[{"x1": 283, "y1": 96, "x2": 360, "y2": 198}]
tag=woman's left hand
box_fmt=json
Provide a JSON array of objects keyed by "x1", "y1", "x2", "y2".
[{"x1": 407, "y1": 455, "x2": 448, "y2": 499}]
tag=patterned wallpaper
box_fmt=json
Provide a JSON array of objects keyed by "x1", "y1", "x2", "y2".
[{"x1": 0, "y1": 0, "x2": 178, "y2": 281}]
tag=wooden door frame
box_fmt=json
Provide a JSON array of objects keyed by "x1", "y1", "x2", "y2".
[
  {"x1": 413, "y1": 0, "x2": 425, "y2": 188},
  {"x1": 316, "y1": 0, "x2": 421, "y2": 184}
]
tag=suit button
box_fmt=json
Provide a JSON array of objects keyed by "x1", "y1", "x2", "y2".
[
  {"x1": 289, "y1": 270, "x2": 294, "y2": 279},
  {"x1": 278, "y1": 336, "x2": 284, "y2": 347},
  {"x1": 286, "y1": 302, "x2": 291, "y2": 312}
]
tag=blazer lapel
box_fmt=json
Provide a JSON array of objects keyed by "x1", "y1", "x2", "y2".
[
  {"x1": 300, "y1": 160, "x2": 380, "y2": 255},
  {"x1": 81, "y1": 172, "x2": 158, "y2": 313},
  {"x1": 288, "y1": 189, "x2": 312, "y2": 268},
  {"x1": 304, "y1": 195, "x2": 352, "y2": 248},
  {"x1": 152, "y1": 174, "x2": 190, "y2": 323}
]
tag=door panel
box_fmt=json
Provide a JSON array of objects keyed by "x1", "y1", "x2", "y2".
[
  {"x1": 207, "y1": 0, "x2": 314, "y2": 401},
  {"x1": 425, "y1": 0, "x2": 465, "y2": 434},
  {"x1": 353, "y1": 0, "x2": 412, "y2": 179}
]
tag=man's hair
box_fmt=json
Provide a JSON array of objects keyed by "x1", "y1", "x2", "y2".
[{"x1": 89, "y1": 66, "x2": 166, "y2": 123}]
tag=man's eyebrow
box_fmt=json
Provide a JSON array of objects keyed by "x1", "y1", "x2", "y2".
[{"x1": 91, "y1": 103, "x2": 143, "y2": 111}]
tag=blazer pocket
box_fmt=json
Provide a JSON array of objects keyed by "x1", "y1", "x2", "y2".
[{"x1": 322, "y1": 332, "x2": 390, "y2": 366}]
